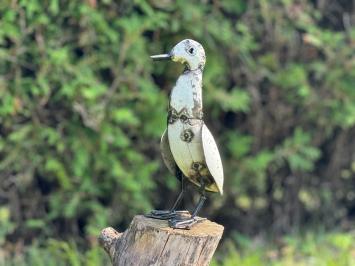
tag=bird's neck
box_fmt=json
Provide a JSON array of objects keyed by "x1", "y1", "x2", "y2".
[{"x1": 169, "y1": 70, "x2": 203, "y2": 120}]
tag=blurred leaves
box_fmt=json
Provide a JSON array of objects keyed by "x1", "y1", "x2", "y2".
[
  {"x1": 0, "y1": 1, "x2": 354, "y2": 264},
  {"x1": 0, "y1": 207, "x2": 15, "y2": 245},
  {"x1": 210, "y1": 232, "x2": 355, "y2": 266},
  {"x1": 214, "y1": 88, "x2": 251, "y2": 112},
  {"x1": 275, "y1": 128, "x2": 321, "y2": 172}
]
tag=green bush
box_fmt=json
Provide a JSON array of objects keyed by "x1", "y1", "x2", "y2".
[
  {"x1": 0, "y1": 0, "x2": 354, "y2": 262},
  {"x1": 212, "y1": 232, "x2": 355, "y2": 266},
  {"x1": 2, "y1": 232, "x2": 354, "y2": 266},
  {"x1": 0, "y1": 239, "x2": 109, "y2": 266}
]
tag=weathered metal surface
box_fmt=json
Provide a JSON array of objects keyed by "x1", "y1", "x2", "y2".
[
  {"x1": 161, "y1": 39, "x2": 223, "y2": 194},
  {"x1": 151, "y1": 39, "x2": 224, "y2": 230},
  {"x1": 160, "y1": 128, "x2": 177, "y2": 176},
  {"x1": 202, "y1": 125, "x2": 224, "y2": 194}
]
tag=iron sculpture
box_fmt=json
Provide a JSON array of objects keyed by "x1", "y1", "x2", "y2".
[{"x1": 147, "y1": 39, "x2": 224, "y2": 229}]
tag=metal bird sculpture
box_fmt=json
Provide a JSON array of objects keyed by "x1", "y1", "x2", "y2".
[{"x1": 147, "y1": 39, "x2": 224, "y2": 229}]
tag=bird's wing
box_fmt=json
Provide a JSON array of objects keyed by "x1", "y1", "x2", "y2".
[
  {"x1": 160, "y1": 128, "x2": 177, "y2": 175},
  {"x1": 202, "y1": 124, "x2": 224, "y2": 195}
]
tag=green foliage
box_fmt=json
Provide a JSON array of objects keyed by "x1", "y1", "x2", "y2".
[
  {"x1": 0, "y1": 207, "x2": 15, "y2": 246},
  {"x1": 2, "y1": 232, "x2": 354, "y2": 266},
  {"x1": 212, "y1": 232, "x2": 355, "y2": 266},
  {"x1": 0, "y1": 240, "x2": 109, "y2": 266},
  {"x1": 0, "y1": 0, "x2": 354, "y2": 263},
  {"x1": 213, "y1": 88, "x2": 251, "y2": 113},
  {"x1": 275, "y1": 128, "x2": 321, "y2": 172}
]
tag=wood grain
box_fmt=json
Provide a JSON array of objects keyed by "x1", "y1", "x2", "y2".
[{"x1": 99, "y1": 215, "x2": 224, "y2": 266}]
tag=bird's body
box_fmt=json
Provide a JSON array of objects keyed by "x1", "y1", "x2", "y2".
[
  {"x1": 161, "y1": 69, "x2": 223, "y2": 193},
  {"x1": 147, "y1": 39, "x2": 224, "y2": 229}
]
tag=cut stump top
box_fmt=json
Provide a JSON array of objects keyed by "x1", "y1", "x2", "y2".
[
  {"x1": 99, "y1": 215, "x2": 224, "y2": 266},
  {"x1": 134, "y1": 215, "x2": 224, "y2": 237}
]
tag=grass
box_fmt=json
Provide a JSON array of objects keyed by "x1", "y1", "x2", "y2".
[
  {"x1": 212, "y1": 231, "x2": 355, "y2": 266},
  {"x1": 1, "y1": 232, "x2": 354, "y2": 265},
  {"x1": 0, "y1": 240, "x2": 110, "y2": 266}
]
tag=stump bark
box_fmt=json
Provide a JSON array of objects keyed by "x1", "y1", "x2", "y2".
[{"x1": 99, "y1": 215, "x2": 224, "y2": 266}]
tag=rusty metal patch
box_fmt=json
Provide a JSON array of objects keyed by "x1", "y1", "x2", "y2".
[
  {"x1": 168, "y1": 108, "x2": 178, "y2": 124},
  {"x1": 191, "y1": 162, "x2": 205, "y2": 172},
  {"x1": 180, "y1": 129, "x2": 194, "y2": 142},
  {"x1": 167, "y1": 107, "x2": 203, "y2": 125}
]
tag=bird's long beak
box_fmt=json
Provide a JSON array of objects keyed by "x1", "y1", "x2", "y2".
[{"x1": 150, "y1": 53, "x2": 171, "y2": 61}]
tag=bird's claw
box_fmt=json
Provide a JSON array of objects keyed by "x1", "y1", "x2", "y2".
[
  {"x1": 169, "y1": 216, "x2": 206, "y2": 229},
  {"x1": 145, "y1": 210, "x2": 190, "y2": 220}
]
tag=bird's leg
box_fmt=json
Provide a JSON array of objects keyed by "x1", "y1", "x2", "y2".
[
  {"x1": 191, "y1": 192, "x2": 206, "y2": 218},
  {"x1": 169, "y1": 181, "x2": 185, "y2": 212},
  {"x1": 169, "y1": 181, "x2": 207, "y2": 229},
  {"x1": 146, "y1": 172, "x2": 190, "y2": 220}
]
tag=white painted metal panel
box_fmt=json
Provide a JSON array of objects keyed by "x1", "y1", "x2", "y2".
[
  {"x1": 160, "y1": 128, "x2": 176, "y2": 175},
  {"x1": 202, "y1": 125, "x2": 224, "y2": 194}
]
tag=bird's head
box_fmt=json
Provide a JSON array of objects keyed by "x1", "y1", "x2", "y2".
[{"x1": 151, "y1": 39, "x2": 206, "y2": 71}]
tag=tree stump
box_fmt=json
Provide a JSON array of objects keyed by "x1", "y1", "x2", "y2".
[{"x1": 98, "y1": 215, "x2": 224, "y2": 266}]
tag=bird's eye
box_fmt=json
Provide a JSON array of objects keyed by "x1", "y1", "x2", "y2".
[{"x1": 189, "y1": 48, "x2": 194, "y2": 54}]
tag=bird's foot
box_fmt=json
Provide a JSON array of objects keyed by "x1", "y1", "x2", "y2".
[
  {"x1": 145, "y1": 210, "x2": 190, "y2": 220},
  {"x1": 169, "y1": 216, "x2": 207, "y2": 229}
]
